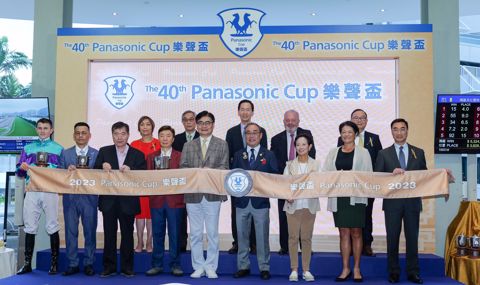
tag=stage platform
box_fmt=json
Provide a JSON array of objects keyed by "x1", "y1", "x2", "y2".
[{"x1": 0, "y1": 249, "x2": 462, "y2": 285}]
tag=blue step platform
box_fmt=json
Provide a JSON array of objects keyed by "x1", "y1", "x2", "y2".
[{"x1": 0, "y1": 249, "x2": 461, "y2": 285}]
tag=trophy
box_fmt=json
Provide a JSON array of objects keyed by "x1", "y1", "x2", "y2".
[
  {"x1": 154, "y1": 155, "x2": 170, "y2": 170},
  {"x1": 456, "y1": 233, "x2": 468, "y2": 256},
  {"x1": 36, "y1": 152, "x2": 49, "y2": 167},
  {"x1": 76, "y1": 155, "x2": 89, "y2": 169},
  {"x1": 469, "y1": 235, "x2": 480, "y2": 258}
]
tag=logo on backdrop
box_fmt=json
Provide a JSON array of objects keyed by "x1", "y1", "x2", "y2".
[
  {"x1": 224, "y1": 168, "x2": 253, "y2": 197},
  {"x1": 218, "y1": 8, "x2": 266, "y2": 58},
  {"x1": 104, "y1": 76, "x2": 136, "y2": 109}
]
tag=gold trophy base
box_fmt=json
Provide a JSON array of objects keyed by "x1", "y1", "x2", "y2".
[
  {"x1": 36, "y1": 163, "x2": 48, "y2": 167},
  {"x1": 469, "y1": 249, "x2": 480, "y2": 259},
  {"x1": 457, "y1": 247, "x2": 468, "y2": 257},
  {"x1": 76, "y1": 165, "x2": 89, "y2": 169}
]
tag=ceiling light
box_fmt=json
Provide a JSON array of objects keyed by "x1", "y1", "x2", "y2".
[
  {"x1": 311, "y1": 12, "x2": 316, "y2": 16},
  {"x1": 179, "y1": 14, "x2": 184, "y2": 18},
  {"x1": 112, "y1": 12, "x2": 118, "y2": 16},
  {"x1": 380, "y1": 9, "x2": 385, "y2": 12}
]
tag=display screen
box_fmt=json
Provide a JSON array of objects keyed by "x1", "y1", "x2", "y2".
[
  {"x1": 0, "y1": 98, "x2": 50, "y2": 153},
  {"x1": 435, "y1": 94, "x2": 480, "y2": 154}
]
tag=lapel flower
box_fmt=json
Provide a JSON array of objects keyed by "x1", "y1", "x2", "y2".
[
  {"x1": 261, "y1": 158, "x2": 267, "y2": 165},
  {"x1": 411, "y1": 148, "x2": 417, "y2": 159},
  {"x1": 242, "y1": 152, "x2": 248, "y2": 160},
  {"x1": 259, "y1": 153, "x2": 263, "y2": 158}
]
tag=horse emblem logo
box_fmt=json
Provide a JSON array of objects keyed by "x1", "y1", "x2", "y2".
[
  {"x1": 224, "y1": 169, "x2": 253, "y2": 197},
  {"x1": 218, "y1": 8, "x2": 266, "y2": 58},
  {"x1": 104, "y1": 76, "x2": 136, "y2": 109}
]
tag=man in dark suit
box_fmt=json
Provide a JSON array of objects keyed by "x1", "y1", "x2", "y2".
[
  {"x1": 94, "y1": 121, "x2": 146, "y2": 278},
  {"x1": 180, "y1": 111, "x2": 229, "y2": 279},
  {"x1": 232, "y1": 122, "x2": 278, "y2": 280},
  {"x1": 59, "y1": 122, "x2": 99, "y2": 276},
  {"x1": 375, "y1": 118, "x2": 425, "y2": 284},
  {"x1": 172, "y1": 110, "x2": 199, "y2": 152},
  {"x1": 337, "y1": 109, "x2": 382, "y2": 256},
  {"x1": 270, "y1": 110, "x2": 315, "y2": 255},
  {"x1": 225, "y1": 99, "x2": 267, "y2": 254},
  {"x1": 172, "y1": 110, "x2": 199, "y2": 252}
]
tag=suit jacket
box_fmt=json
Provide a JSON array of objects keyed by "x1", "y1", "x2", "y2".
[
  {"x1": 172, "y1": 131, "x2": 199, "y2": 152},
  {"x1": 180, "y1": 135, "x2": 229, "y2": 203},
  {"x1": 94, "y1": 144, "x2": 146, "y2": 215},
  {"x1": 226, "y1": 124, "x2": 268, "y2": 168},
  {"x1": 232, "y1": 146, "x2": 278, "y2": 209},
  {"x1": 270, "y1": 127, "x2": 316, "y2": 174},
  {"x1": 323, "y1": 146, "x2": 372, "y2": 212},
  {"x1": 59, "y1": 145, "x2": 99, "y2": 205},
  {"x1": 375, "y1": 143, "x2": 427, "y2": 212},
  {"x1": 337, "y1": 130, "x2": 382, "y2": 169},
  {"x1": 146, "y1": 149, "x2": 185, "y2": 208}
]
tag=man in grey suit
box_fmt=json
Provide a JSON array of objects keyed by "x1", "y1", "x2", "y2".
[
  {"x1": 59, "y1": 122, "x2": 99, "y2": 276},
  {"x1": 180, "y1": 110, "x2": 229, "y2": 279},
  {"x1": 375, "y1": 118, "x2": 425, "y2": 284}
]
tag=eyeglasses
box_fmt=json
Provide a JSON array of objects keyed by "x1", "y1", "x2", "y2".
[
  {"x1": 245, "y1": 131, "x2": 260, "y2": 136},
  {"x1": 197, "y1": 121, "x2": 213, "y2": 126},
  {"x1": 182, "y1": 118, "x2": 195, "y2": 122},
  {"x1": 351, "y1": 116, "x2": 367, "y2": 121}
]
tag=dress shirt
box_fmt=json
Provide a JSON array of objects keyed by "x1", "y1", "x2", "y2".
[
  {"x1": 286, "y1": 129, "x2": 297, "y2": 158},
  {"x1": 116, "y1": 145, "x2": 129, "y2": 166},
  {"x1": 75, "y1": 145, "x2": 89, "y2": 156},
  {"x1": 246, "y1": 144, "x2": 261, "y2": 160}
]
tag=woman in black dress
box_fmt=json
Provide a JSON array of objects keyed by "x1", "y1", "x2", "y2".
[{"x1": 323, "y1": 121, "x2": 372, "y2": 282}]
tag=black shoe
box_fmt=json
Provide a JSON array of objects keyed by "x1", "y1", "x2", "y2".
[
  {"x1": 121, "y1": 270, "x2": 135, "y2": 278},
  {"x1": 84, "y1": 265, "x2": 95, "y2": 276},
  {"x1": 335, "y1": 272, "x2": 352, "y2": 282},
  {"x1": 145, "y1": 267, "x2": 163, "y2": 276},
  {"x1": 228, "y1": 245, "x2": 238, "y2": 254},
  {"x1": 407, "y1": 274, "x2": 423, "y2": 284},
  {"x1": 278, "y1": 248, "x2": 288, "y2": 255},
  {"x1": 100, "y1": 269, "x2": 116, "y2": 278},
  {"x1": 62, "y1": 266, "x2": 80, "y2": 276},
  {"x1": 260, "y1": 270, "x2": 271, "y2": 280},
  {"x1": 234, "y1": 269, "x2": 250, "y2": 278},
  {"x1": 362, "y1": 245, "x2": 376, "y2": 257},
  {"x1": 388, "y1": 273, "x2": 400, "y2": 283},
  {"x1": 354, "y1": 277, "x2": 364, "y2": 283}
]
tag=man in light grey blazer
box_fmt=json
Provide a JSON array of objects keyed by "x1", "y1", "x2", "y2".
[
  {"x1": 59, "y1": 122, "x2": 99, "y2": 276},
  {"x1": 180, "y1": 110, "x2": 229, "y2": 279}
]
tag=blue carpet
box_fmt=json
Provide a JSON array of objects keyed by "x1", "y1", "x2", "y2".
[{"x1": 0, "y1": 250, "x2": 459, "y2": 285}]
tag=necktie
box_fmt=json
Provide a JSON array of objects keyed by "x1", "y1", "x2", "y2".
[
  {"x1": 201, "y1": 139, "x2": 207, "y2": 159},
  {"x1": 187, "y1": 133, "x2": 192, "y2": 142},
  {"x1": 399, "y1": 146, "x2": 406, "y2": 169},
  {"x1": 288, "y1": 133, "x2": 295, "y2": 161},
  {"x1": 358, "y1": 135, "x2": 364, "y2": 148},
  {"x1": 80, "y1": 149, "x2": 86, "y2": 156},
  {"x1": 249, "y1": 148, "x2": 255, "y2": 168}
]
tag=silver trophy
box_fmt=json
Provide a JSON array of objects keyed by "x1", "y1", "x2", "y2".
[
  {"x1": 76, "y1": 155, "x2": 89, "y2": 169},
  {"x1": 469, "y1": 234, "x2": 480, "y2": 258},
  {"x1": 36, "y1": 152, "x2": 49, "y2": 167},
  {"x1": 154, "y1": 156, "x2": 170, "y2": 170},
  {"x1": 456, "y1": 233, "x2": 468, "y2": 256}
]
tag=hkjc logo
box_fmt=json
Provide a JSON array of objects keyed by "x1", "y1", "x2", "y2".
[
  {"x1": 224, "y1": 168, "x2": 253, "y2": 197},
  {"x1": 218, "y1": 8, "x2": 265, "y2": 58},
  {"x1": 104, "y1": 76, "x2": 136, "y2": 109}
]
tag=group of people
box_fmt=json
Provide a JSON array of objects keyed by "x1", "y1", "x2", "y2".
[{"x1": 15, "y1": 99, "x2": 433, "y2": 284}]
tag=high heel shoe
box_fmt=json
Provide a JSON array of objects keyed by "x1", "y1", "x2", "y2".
[{"x1": 335, "y1": 271, "x2": 352, "y2": 282}]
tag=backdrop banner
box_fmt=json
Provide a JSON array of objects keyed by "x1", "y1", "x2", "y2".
[{"x1": 26, "y1": 166, "x2": 449, "y2": 199}]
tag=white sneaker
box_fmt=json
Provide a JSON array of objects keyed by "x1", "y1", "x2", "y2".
[
  {"x1": 289, "y1": 271, "x2": 298, "y2": 281},
  {"x1": 303, "y1": 271, "x2": 315, "y2": 282},
  {"x1": 190, "y1": 268, "x2": 205, "y2": 278},
  {"x1": 205, "y1": 269, "x2": 218, "y2": 279}
]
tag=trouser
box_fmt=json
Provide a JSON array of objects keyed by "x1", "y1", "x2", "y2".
[{"x1": 286, "y1": 209, "x2": 316, "y2": 271}]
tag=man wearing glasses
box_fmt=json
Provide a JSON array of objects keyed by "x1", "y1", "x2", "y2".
[
  {"x1": 180, "y1": 111, "x2": 229, "y2": 279},
  {"x1": 231, "y1": 122, "x2": 278, "y2": 280},
  {"x1": 337, "y1": 109, "x2": 382, "y2": 256},
  {"x1": 172, "y1": 110, "x2": 199, "y2": 252}
]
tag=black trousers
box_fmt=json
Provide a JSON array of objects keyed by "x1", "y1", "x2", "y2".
[
  {"x1": 179, "y1": 208, "x2": 188, "y2": 250},
  {"x1": 102, "y1": 206, "x2": 135, "y2": 272},
  {"x1": 384, "y1": 206, "x2": 420, "y2": 275},
  {"x1": 277, "y1": 199, "x2": 289, "y2": 251},
  {"x1": 231, "y1": 197, "x2": 256, "y2": 247},
  {"x1": 363, "y1": 198, "x2": 375, "y2": 246}
]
